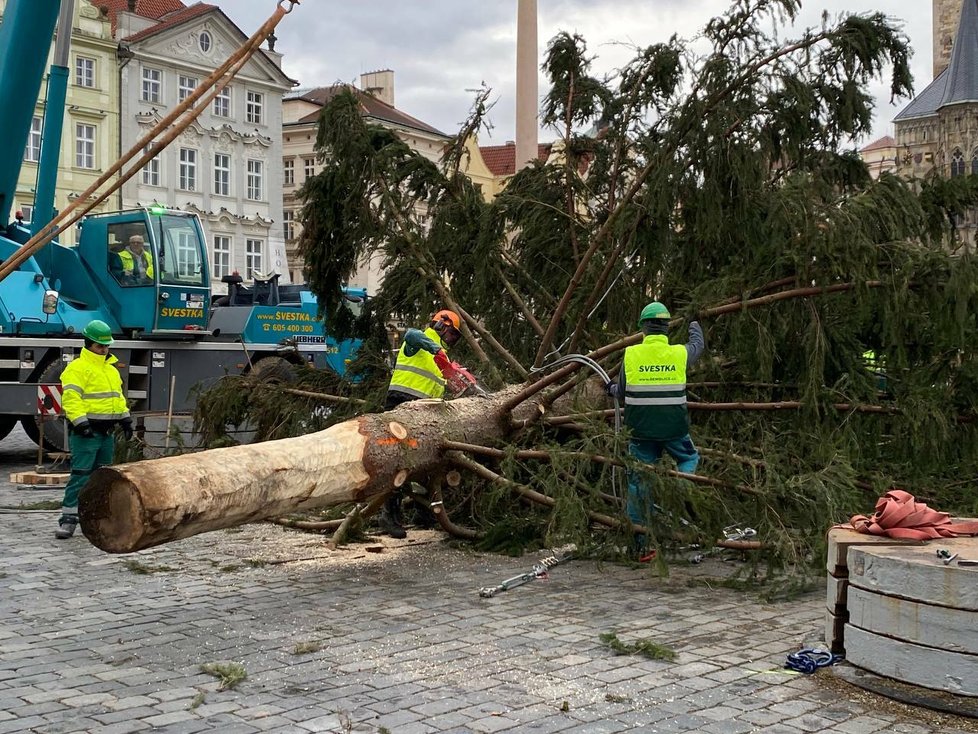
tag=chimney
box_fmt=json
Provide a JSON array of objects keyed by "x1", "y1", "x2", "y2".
[
  {"x1": 515, "y1": 0, "x2": 539, "y2": 172},
  {"x1": 360, "y1": 69, "x2": 395, "y2": 107}
]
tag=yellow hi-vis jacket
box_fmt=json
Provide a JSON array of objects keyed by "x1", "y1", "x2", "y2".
[
  {"x1": 388, "y1": 327, "x2": 447, "y2": 400},
  {"x1": 117, "y1": 248, "x2": 154, "y2": 280},
  {"x1": 623, "y1": 334, "x2": 689, "y2": 440},
  {"x1": 61, "y1": 348, "x2": 130, "y2": 429}
]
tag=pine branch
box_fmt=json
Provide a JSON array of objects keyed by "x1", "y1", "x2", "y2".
[
  {"x1": 282, "y1": 388, "x2": 367, "y2": 406},
  {"x1": 497, "y1": 267, "x2": 545, "y2": 337},
  {"x1": 443, "y1": 440, "x2": 759, "y2": 495},
  {"x1": 414, "y1": 264, "x2": 492, "y2": 364},
  {"x1": 454, "y1": 303, "x2": 529, "y2": 378}
]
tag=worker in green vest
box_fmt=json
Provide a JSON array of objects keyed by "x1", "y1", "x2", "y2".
[
  {"x1": 608, "y1": 302, "x2": 705, "y2": 556},
  {"x1": 56, "y1": 320, "x2": 133, "y2": 539},
  {"x1": 380, "y1": 309, "x2": 464, "y2": 537},
  {"x1": 862, "y1": 349, "x2": 887, "y2": 391}
]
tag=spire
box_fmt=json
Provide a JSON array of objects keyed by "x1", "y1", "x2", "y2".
[{"x1": 942, "y1": 0, "x2": 978, "y2": 106}]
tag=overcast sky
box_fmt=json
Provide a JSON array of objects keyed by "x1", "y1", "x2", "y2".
[{"x1": 222, "y1": 1, "x2": 932, "y2": 148}]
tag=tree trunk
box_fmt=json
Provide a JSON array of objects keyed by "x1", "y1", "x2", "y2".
[{"x1": 81, "y1": 390, "x2": 531, "y2": 553}]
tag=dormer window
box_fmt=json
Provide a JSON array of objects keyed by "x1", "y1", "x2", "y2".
[{"x1": 199, "y1": 31, "x2": 212, "y2": 54}]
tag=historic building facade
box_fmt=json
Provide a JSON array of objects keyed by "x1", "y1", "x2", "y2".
[
  {"x1": 4, "y1": 0, "x2": 120, "y2": 243},
  {"x1": 891, "y1": 0, "x2": 978, "y2": 248},
  {"x1": 281, "y1": 71, "x2": 451, "y2": 288},
  {"x1": 111, "y1": 1, "x2": 295, "y2": 285}
]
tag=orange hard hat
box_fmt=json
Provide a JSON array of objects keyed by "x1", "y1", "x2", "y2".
[{"x1": 432, "y1": 309, "x2": 460, "y2": 330}]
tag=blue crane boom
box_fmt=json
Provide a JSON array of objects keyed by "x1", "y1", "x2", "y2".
[{"x1": 0, "y1": 0, "x2": 62, "y2": 226}]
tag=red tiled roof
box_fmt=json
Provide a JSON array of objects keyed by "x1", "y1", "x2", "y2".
[
  {"x1": 480, "y1": 142, "x2": 552, "y2": 176},
  {"x1": 100, "y1": 0, "x2": 187, "y2": 30},
  {"x1": 288, "y1": 85, "x2": 447, "y2": 138},
  {"x1": 860, "y1": 135, "x2": 896, "y2": 153},
  {"x1": 123, "y1": 2, "x2": 215, "y2": 43}
]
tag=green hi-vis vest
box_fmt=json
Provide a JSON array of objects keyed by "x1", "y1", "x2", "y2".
[
  {"x1": 623, "y1": 334, "x2": 689, "y2": 440},
  {"x1": 389, "y1": 327, "x2": 447, "y2": 400}
]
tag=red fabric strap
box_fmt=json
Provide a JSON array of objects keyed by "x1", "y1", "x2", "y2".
[{"x1": 845, "y1": 490, "x2": 978, "y2": 541}]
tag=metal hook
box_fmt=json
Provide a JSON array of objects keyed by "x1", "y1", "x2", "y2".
[{"x1": 279, "y1": 0, "x2": 300, "y2": 13}]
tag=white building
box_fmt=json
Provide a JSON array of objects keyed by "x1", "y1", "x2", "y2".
[
  {"x1": 112, "y1": 1, "x2": 295, "y2": 285},
  {"x1": 282, "y1": 71, "x2": 451, "y2": 289}
]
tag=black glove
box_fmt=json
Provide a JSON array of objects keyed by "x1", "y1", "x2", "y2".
[
  {"x1": 120, "y1": 418, "x2": 134, "y2": 441},
  {"x1": 77, "y1": 421, "x2": 94, "y2": 438},
  {"x1": 605, "y1": 381, "x2": 618, "y2": 398}
]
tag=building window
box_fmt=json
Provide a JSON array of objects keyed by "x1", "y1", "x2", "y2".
[
  {"x1": 246, "y1": 91, "x2": 263, "y2": 125},
  {"x1": 213, "y1": 86, "x2": 231, "y2": 118},
  {"x1": 283, "y1": 210, "x2": 295, "y2": 241},
  {"x1": 303, "y1": 158, "x2": 315, "y2": 180},
  {"x1": 141, "y1": 146, "x2": 161, "y2": 186},
  {"x1": 951, "y1": 149, "x2": 965, "y2": 177},
  {"x1": 75, "y1": 57, "x2": 96, "y2": 88},
  {"x1": 212, "y1": 235, "x2": 231, "y2": 279},
  {"x1": 178, "y1": 75, "x2": 198, "y2": 103},
  {"x1": 141, "y1": 67, "x2": 162, "y2": 103},
  {"x1": 19, "y1": 205, "x2": 33, "y2": 223},
  {"x1": 179, "y1": 148, "x2": 197, "y2": 191},
  {"x1": 283, "y1": 159, "x2": 294, "y2": 185},
  {"x1": 972, "y1": 150, "x2": 978, "y2": 176},
  {"x1": 199, "y1": 31, "x2": 212, "y2": 54},
  {"x1": 75, "y1": 123, "x2": 95, "y2": 169},
  {"x1": 176, "y1": 231, "x2": 198, "y2": 277},
  {"x1": 245, "y1": 238, "x2": 264, "y2": 279},
  {"x1": 24, "y1": 116, "x2": 42, "y2": 163},
  {"x1": 246, "y1": 159, "x2": 264, "y2": 201},
  {"x1": 214, "y1": 153, "x2": 231, "y2": 196}
]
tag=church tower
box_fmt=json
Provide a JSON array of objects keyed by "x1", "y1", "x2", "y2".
[
  {"x1": 894, "y1": 0, "x2": 978, "y2": 249},
  {"x1": 936, "y1": 0, "x2": 965, "y2": 78}
]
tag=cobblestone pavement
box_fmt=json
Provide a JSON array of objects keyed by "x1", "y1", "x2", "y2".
[{"x1": 0, "y1": 426, "x2": 970, "y2": 733}]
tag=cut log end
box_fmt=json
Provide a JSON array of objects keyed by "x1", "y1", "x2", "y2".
[
  {"x1": 393, "y1": 469, "x2": 409, "y2": 487},
  {"x1": 388, "y1": 421, "x2": 408, "y2": 439},
  {"x1": 78, "y1": 469, "x2": 146, "y2": 554}
]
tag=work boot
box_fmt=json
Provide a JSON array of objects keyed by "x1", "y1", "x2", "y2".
[
  {"x1": 377, "y1": 496, "x2": 406, "y2": 539},
  {"x1": 54, "y1": 518, "x2": 77, "y2": 540}
]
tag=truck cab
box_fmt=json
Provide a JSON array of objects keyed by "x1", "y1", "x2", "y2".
[{"x1": 77, "y1": 207, "x2": 210, "y2": 337}]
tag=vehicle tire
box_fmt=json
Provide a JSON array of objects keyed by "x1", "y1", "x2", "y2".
[
  {"x1": 22, "y1": 360, "x2": 71, "y2": 453},
  {"x1": 249, "y1": 356, "x2": 297, "y2": 384},
  {"x1": 0, "y1": 415, "x2": 16, "y2": 442}
]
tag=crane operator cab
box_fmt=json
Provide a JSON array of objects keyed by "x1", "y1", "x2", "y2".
[{"x1": 80, "y1": 207, "x2": 210, "y2": 337}]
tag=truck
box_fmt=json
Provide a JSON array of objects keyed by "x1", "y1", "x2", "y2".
[{"x1": 0, "y1": 0, "x2": 362, "y2": 452}]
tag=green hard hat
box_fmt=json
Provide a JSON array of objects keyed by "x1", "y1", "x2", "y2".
[
  {"x1": 82, "y1": 319, "x2": 114, "y2": 345},
  {"x1": 638, "y1": 301, "x2": 670, "y2": 326}
]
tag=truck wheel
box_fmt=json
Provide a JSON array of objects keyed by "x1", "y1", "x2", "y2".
[
  {"x1": 249, "y1": 357, "x2": 297, "y2": 384},
  {"x1": 20, "y1": 416, "x2": 68, "y2": 453},
  {"x1": 22, "y1": 361, "x2": 71, "y2": 453},
  {"x1": 0, "y1": 415, "x2": 16, "y2": 442}
]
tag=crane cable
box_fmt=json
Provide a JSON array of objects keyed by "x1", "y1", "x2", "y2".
[{"x1": 530, "y1": 354, "x2": 624, "y2": 501}]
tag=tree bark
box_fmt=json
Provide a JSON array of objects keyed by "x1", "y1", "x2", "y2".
[{"x1": 80, "y1": 390, "x2": 532, "y2": 554}]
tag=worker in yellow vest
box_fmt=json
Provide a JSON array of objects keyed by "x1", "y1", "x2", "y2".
[
  {"x1": 111, "y1": 234, "x2": 154, "y2": 285},
  {"x1": 380, "y1": 309, "x2": 464, "y2": 536},
  {"x1": 608, "y1": 302, "x2": 705, "y2": 557},
  {"x1": 56, "y1": 320, "x2": 133, "y2": 539}
]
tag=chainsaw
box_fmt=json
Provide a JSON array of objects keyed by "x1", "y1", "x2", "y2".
[{"x1": 447, "y1": 362, "x2": 489, "y2": 398}]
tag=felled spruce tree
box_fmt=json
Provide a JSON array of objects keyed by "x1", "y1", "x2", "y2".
[{"x1": 85, "y1": 0, "x2": 977, "y2": 564}]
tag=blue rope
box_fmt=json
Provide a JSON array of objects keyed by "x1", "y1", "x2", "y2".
[{"x1": 784, "y1": 648, "x2": 843, "y2": 674}]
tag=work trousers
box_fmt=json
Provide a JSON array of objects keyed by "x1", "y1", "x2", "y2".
[
  {"x1": 625, "y1": 435, "x2": 699, "y2": 526},
  {"x1": 60, "y1": 432, "x2": 115, "y2": 522}
]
